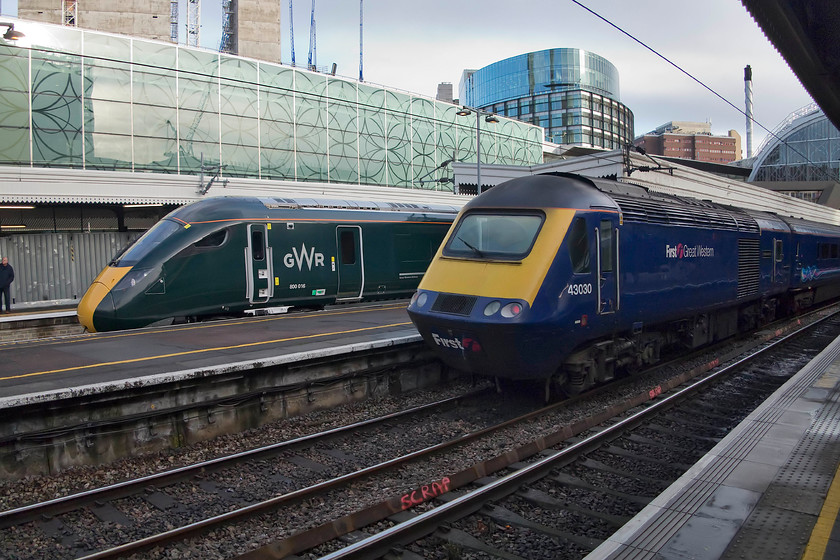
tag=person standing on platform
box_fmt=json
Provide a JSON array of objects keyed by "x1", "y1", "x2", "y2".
[{"x1": 0, "y1": 257, "x2": 14, "y2": 313}]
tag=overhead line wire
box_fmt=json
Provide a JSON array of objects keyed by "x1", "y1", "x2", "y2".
[{"x1": 571, "y1": 0, "x2": 832, "y2": 182}]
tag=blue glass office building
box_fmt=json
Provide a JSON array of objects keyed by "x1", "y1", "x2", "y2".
[{"x1": 460, "y1": 48, "x2": 634, "y2": 149}]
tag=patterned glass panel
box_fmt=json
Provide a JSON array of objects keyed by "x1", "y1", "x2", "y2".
[
  {"x1": 0, "y1": 45, "x2": 30, "y2": 164},
  {"x1": 412, "y1": 97, "x2": 436, "y2": 189},
  {"x1": 31, "y1": 51, "x2": 83, "y2": 167},
  {"x1": 132, "y1": 45, "x2": 178, "y2": 172},
  {"x1": 328, "y1": 79, "x2": 358, "y2": 183},
  {"x1": 295, "y1": 71, "x2": 327, "y2": 182},
  {"x1": 0, "y1": 22, "x2": 545, "y2": 186},
  {"x1": 220, "y1": 58, "x2": 259, "y2": 177},
  {"x1": 357, "y1": 85, "x2": 386, "y2": 185},
  {"x1": 259, "y1": 65, "x2": 295, "y2": 179},
  {"x1": 386, "y1": 91, "x2": 411, "y2": 187}
]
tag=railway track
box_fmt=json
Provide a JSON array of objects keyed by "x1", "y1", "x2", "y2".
[
  {"x1": 297, "y1": 310, "x2": 840, "y2": 560},
  {"x1": 1, "y1": 305, "x2": 838, "y2": 559}
]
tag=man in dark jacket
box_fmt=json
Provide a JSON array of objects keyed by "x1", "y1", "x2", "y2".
[{"x1": 0, "y1": 257, "x2": 14, "y2": 313}]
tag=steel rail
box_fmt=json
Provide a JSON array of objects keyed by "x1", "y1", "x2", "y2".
[
  {"x1": 315, "y1": 308, "x2": 840, "y2": 560},
  {"x1": 31, "y1": 304, "x2": 838, "y2": 559},
  {"x1": 0, "y1": 388, "x2": 489, "y2": 529}
]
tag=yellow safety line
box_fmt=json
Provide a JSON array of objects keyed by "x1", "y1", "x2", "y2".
[
  {"x1": 0, "y1": 321, "x2": 413, "y2": 382},
  {"x1": 802, "y1": 462, "x2": 840, "y2": 559},
  {"x1": 1, "y1": 303, "x2": 409, "y2": 349}
]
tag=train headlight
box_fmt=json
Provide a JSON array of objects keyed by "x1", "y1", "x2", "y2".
[
  {"x1": 410, "y1": 291, "x2": 429, "y2": 308},
  {"x1": 500, "y1": 302, "x2": 523, "y2": 318},
  {"x1": 483, "y1": 301, "x2": 501, "y2": 316},
  {"x1": 112, "y1": 268, "x2": 154, "y2": 291}
]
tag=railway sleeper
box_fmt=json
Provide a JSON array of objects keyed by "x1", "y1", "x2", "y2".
[
  {"x1": 550, "y1": 472, "x2": 652, "y2": 506},
  {"x1": 624, "y1": 433, "x2": 710, "y2": 460},
  {"x1": 602, "y1": 445, "x2": 693, "y2": 472},
  {"x1": 481, "y1": 503, "x2": 604, "y2": 550},
  {"x1": 516, "y1": 487, "x2": 632, "y2": 527},
  {"x1": 576, "y1": 457, "x2": 669, "y2": 492},
  {"x1": 655, "y1": 412, "x2": 734, "y2": 435},
  {"x1": 642, "y1": 422, "x2": 723, "y2": 445}
]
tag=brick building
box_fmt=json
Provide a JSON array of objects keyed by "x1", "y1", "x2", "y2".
[{"x1": 634, "y1": 121, "x2": 742, "y2": 163}]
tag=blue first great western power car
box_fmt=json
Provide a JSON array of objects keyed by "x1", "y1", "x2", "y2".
[{"x1": 407, "y1": 172, "x2": 840, "y2": 395}]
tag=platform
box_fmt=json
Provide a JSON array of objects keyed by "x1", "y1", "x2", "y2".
[
  {"x1": 587, "y1": 334, "x2": 840, "y2": 560},
  {"x1": 0, "y1": 302, "x2": 419, "y2": 403}
]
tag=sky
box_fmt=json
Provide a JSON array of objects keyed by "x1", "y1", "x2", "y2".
[{"x1": 2, "y1": 0, "x2": 815, "y2": 153}]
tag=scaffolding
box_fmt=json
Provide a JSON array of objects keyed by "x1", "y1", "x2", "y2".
[
  {"x1": 170, "y1": 0, "x2": 178, "y2": 43},
  {"x1": 62, "y1": 0, "x2": 77, "y2": 26},
  {"x1": 220, "y1": 0, "x2": 236, "y2": 54}
]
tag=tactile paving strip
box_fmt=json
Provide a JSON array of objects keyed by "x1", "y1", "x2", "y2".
[
  {"x1": 591, "y1": 335, "x2": 840, "y2": 560},
  {"x1": 724, "y1": 506, "x2": 816, "y2": 560},
  {"x1": 721, "y1": 356, "x2": 840, "y2": 559}
]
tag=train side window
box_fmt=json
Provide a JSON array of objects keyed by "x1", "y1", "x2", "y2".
[
  {"x1": 340, "y1": 230, "x2": 356, "y2": 264},
  {"x1": 195, "y1": 229, "x2": 227, "y2": 248},
  {"x1": 774, "y1": 239, "x2": 783, "y2": 262},
  {"x1": 833, "y1": 244, "x2": 839, "y2": 259},
  {"x1": 251, "y1": 230, "x2": 265, "y2": 261},
  {"x1": 568, "y1": 218, "x2": 590, "y2": 273},
  {"x1": 599, "y1": 219, "x2": 613, "y2": 272}
]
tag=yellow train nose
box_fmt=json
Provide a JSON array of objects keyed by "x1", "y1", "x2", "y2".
[{"x1": 77, "y1": 266, "x2": 132, "y2": 332}]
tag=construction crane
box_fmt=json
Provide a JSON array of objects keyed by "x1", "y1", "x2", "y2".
[
  {"x1": 187, "y1": 0, "x2": 200, "y2": 47},
  {"x1": 289, "y1": 0, "x2": 296, "y2": 66},
  {"x1": 307, "y1": 0, "x2": 316, "y2": 71}
]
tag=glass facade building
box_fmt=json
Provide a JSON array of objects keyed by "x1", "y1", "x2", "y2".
[
  {"x1": 0, "y1": 19, "x2": 544, "y2": 189},
  {"x1": 750, "y1": 104, "x2": 840, "y2": 183},
  {"x1": 460, "y1": 48, "x2": 634, "y2": 149}
]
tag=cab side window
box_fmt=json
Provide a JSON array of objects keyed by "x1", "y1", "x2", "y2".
[
  {"x1": 600, "y1": 219, "x2": 614, "y2": 272},
  {"x1": 568, "y1": 218, "x2": 590, "y2": 273},
  {"x1": 194, "y1": 229, "x2": 227, "y2": 248}
]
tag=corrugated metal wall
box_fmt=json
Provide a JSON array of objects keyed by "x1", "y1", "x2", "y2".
[{"x1": 0, "y1": 232, "x2": 138, "y2": 306}]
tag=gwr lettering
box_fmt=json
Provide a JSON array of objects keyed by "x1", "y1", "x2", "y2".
[
  {"x1": 400, "y1": 477, "x2": 451, "y2": 510},
  {"x1": 283, "y1": 243, "x2": 325, "y2": 271}
]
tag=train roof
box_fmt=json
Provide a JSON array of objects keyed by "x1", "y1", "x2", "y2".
[
  {"x1": 166, "y1": 195, "x2": 461, "y2": 223},
  {"x1": 462, "y1": 173, "x2": 620, "y2": 212},
  {"x1": 465, "y1": 173, "x2": 762, "y2": 234}
]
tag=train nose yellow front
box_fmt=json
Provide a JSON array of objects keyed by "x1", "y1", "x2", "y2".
[{"x1": 77, "y1": 266, "x2": 132, "y2": 332}]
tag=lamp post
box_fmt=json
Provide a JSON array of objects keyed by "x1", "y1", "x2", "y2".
[
  {"x1": 0, "y1": 23, "x2": 25, "y2": 41},
  {"x1": 456, "y1": 106, "x2": 498, "y2": 194}
]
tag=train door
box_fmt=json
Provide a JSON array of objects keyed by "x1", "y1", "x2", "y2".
[
  {"x1": 773, "y1": 237, "x2": 790, "y2": 286},
  {"x1": 336, "y1": 226, "x2": 364, "y2": 300},
  {"x1": 245, "y1": 224, "x2": 274, "y2": 303},
  {"x1": 595, "y1": 218, "x2": 620, "y2": 316}
]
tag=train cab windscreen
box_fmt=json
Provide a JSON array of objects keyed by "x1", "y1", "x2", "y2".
[
  {"x1": 443, "y1": 212, "x2": 544, "y2": 260},
  {"x1": 110, "y1": 220, "x2": 181, "y2": 267}
]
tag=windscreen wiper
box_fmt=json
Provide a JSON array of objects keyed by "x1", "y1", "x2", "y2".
[{"x1": 457, "y1": 236, "x2": 485, "y2": 258}]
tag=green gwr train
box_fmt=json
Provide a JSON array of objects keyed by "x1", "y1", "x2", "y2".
[{"x1": 77, "y1": 196, "x2": 459, "y2": 332}]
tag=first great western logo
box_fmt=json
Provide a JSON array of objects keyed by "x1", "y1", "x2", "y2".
[{"x1": 665, "y1": 243, "x2": 715, "y2": 259}]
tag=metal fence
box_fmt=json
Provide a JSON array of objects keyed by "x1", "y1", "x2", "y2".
[{"x1": 0, "y1": 232, "x2": 138, "y2": 307}]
